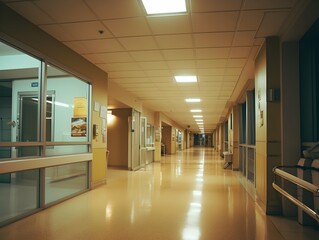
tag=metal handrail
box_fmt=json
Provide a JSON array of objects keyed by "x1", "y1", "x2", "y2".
[
  {"x1": 273, "y1": 167, "x2": 319, "y2": 195},
  {"x1": 272, "y1": 166, "x2": 319, "y2": 222}
]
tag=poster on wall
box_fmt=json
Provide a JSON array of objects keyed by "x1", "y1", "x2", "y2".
[
  {"x1": 73, "y1": 97, "x2": 87, "y2": 117},
  {"x1": 71, "y1": 117, "x2": 87, "y2": 137}
]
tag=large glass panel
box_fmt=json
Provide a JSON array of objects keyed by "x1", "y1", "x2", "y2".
[
  {"x1": 141, "y1": 117, "x2": 146, "y2": 147},
  {"x1": 0, "y1": 169, "x2": 39, "y2": 223},
  {"x1": 0, "y1": 41, "x2": 41, "y2": 158},
  {"x1": 45, "y1": 65, "x2": 90, "y2": 155},
  {"x1": 45, "y1": 162, "x2": 88, "y2": 204},
  {"x1": 45, "y1": 145, "x2": 89, "y2": 156},
  {"x1": 146, "y1": 123, "x2": 154, "y2": 146},
  {"x1": 0, "y1": 146, "x2": 40, "y2": 161},
  {"x1": 46, "y1": 65, "x2": 90, "y2": 142}
]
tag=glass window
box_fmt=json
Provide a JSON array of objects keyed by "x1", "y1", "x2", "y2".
[
  {"x1": 0, "y1": 42, "x2": 41, "y2": 159},
  {"x1": 146, "y1": 123, "x2": 154, "y2": 146},
  {"x1": 0, "y1": 169, "x2": 39, "y2": 224},
  {"x1": 46, "y1": 65, "x2": 90, "y2": 143},
  {"x1": 45, "y1": 162, "x2": 88, "y2": 205},
  {"x1": 45, "y1": 145, "x2": 89, "y2": 156}
]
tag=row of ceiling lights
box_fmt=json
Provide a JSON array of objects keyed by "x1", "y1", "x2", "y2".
[
  {"x1": 141, "y1": 0, "x2": 205, "y2": 133},
  {"x1": 176, "y1": 76, "x2": 204, "y2": 133}
]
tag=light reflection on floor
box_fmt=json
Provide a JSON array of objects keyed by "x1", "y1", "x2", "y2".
[{"x1": 0, "y1": 147, "x2": 318, "y2": 240}]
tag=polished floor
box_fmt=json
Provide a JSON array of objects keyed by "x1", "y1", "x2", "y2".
[{"x1": 0, "y1": 148, "x2": 318, "y2": 240}]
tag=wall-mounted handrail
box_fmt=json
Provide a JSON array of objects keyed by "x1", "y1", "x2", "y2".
[
  {"x1": 273, "y1": 167, "x2": 319, "y2": 195},
  {"x1": 272, "y1": 166, "x2": 319, "y2": 222}
]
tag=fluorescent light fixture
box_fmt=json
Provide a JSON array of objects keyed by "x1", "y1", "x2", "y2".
[
  {"x1": 195, "y1": 119, "x2": 204, "y2": 122},
  {"x1": 193, "y1": 115, "x2": 203, "y2": 118},
  {"x1": 175, "y1": 75, "x2": 197, "y2": 83},
  {"x1": 190, "y1": 109, "x2": 202, "y2": 113},
  {"x1": 141, "y1": 0, "x2": 187, "y2": 15},
  {"x1": 185, "y1": 98, "x2": 201, "y2": 103}
]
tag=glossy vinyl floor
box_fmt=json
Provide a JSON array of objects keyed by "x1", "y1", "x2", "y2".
[{"x1": 1, "y1": 147, "x2": 318, "y2": 240}]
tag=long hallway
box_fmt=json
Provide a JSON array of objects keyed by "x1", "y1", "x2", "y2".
[{"x1": 0, "y1": 148, "x2": 317, "y2": 240}]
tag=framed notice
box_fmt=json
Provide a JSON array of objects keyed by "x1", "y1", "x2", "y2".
[
  {"x1": 71, "y1": 117, "x2": 87, "y2": 137},
  {"x1": 73, "y1": 97, "x2": 87, "y2": 117}
]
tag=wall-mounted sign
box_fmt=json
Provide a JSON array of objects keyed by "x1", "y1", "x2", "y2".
[{"x1": 31, "y1": 82, "x2": 38, "y2": 87}]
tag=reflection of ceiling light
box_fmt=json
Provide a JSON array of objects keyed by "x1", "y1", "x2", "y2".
[
  {"x1": 141, "y1": 0, "x2": 187, "y2": 15},
  {"x1": 175, "y1": 75, "x2": 197, "y2": 83},
  {"x1": 185, "y1": 98, "x2": 201, "y2": 103},
  {"x1": 190, "y1": 109, "x2": 202, "y2": 112}
]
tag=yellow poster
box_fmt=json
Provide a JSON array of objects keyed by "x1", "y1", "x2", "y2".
[{"x1": 73, "y1": 97, "x2": 87, "y2": 117}]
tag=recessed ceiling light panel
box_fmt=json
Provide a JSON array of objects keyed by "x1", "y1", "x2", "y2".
[
  {"x1": 175, "y1": 75, "x2": 197, "y2": 83},
  {"x1": 141, "y1": 0, "x2": 187, "y2": 15},
  {"x1": 190, "y1": 109, "x2": 202, "y2": 113},
  {"x1": 185, "y1": 98, "x2": 201, "y2": 103}
]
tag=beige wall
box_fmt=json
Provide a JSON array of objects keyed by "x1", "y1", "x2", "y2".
[
  {"x1": 255, "y1": 37, "x2": 282, "y2": 214},
  {"x1": 91, "y1": 83, "x2": 108, "y2": 187}
]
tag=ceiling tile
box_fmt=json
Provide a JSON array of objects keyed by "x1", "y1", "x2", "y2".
[
  {"x1": 138, "y1": 61, "x2": 169, "y2": 70},
  {"x1": 229, "y1": 47, "x2": 251, "y2": 58},
  {"x1": 167, "y1": 60, "x2": 196, "y2": 69},
  {"x1": 191, "y1": 0, "x2": 243, "y2": 12},
  {"x1": 254, "y1": 38, "x2": 264, "y2": 46},
  {"x1": 103, "y1": 17, "x2": 151, "y2": 37},
  {"x1": 35, "y1": 0, "x2": 97, "y2": 22},
  {"x1": 83, "y1": 52, "x2": 133, "y2": 64},
  {"x1": 108, "y1": 70, "x2": 146, "y2": 78},
  {"x1": 243, "y1": 0, "x2": 296, "y2": 10},
  {"x1": 147, "y1": 15, "x2": 191, "y2": 34},
  {"x1": 85, "y1": 0, "x2": 142, "y2": 19},
  {"x1": 194, "y1": 32, "x2": 234, "y2": 48},
  {"x1": 162, "y1": 49, "x2": 194, "y2": 60},
  {"x1": 149, "y1": 77, "x2": 174, "y2": 83},
  {"x1": 129, "y1": 50, "x2": 164, "y2": 61},
  {"x1": 155, "y1": 34, "x2": 193, "y2": 49},
  {"x1": 7, "y1": 1, "x2": 54, "y2": 24},
  {"x1": 227, "y1": 59, "x2": 246, "y2": 68},
  {"x1": 172, "y1": 69, "x2": 197, "y2": 76},
  {"x1": 198, "y1": 82, "x2": 223, "y2": 87},
  {"x1": 224, "y1": 68, "x2": 242, "y2": 75},
  {"x1": 223, "y1": 76, "x2": 239, "y2": 82},
  {"x1": 196, "y1": 48, "x2": 230, "y2": 59},
  {"x1": 112, "y1": 77, "x2": 151, "y2": 84},
  {"x1": 102, "y1": 62, "x2": 141, "y2": 71},
  {"x1": 119, "y1": 36, "x2": 158, "y2": 50},
  {"x1": 232, "y1": 31, "x2": 255, "y2": 46},
  {"x1": 196, "y1": 59, "x2": 227, "y2": 68},
  {"x1": 192, "y1": 12, "x2": 239, "y2": 32},
  {"x1": 145, "y1": 70, "x2": 172, "y2": 77},
  {"x1": 198, "y1": 76, "x2": 224, "y2": 82},
  {"x1": 256, "y1": 11, "x2": 290, "y2": 37},
  {"x1": 238, "y1": 10, "x2": 264, "y2": 31},
  {"x1": 198, "y1": 68, "x2": 225, "y2": 76}
]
